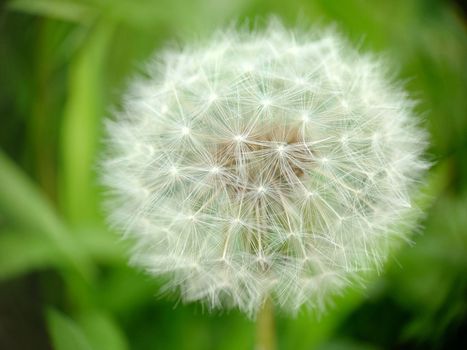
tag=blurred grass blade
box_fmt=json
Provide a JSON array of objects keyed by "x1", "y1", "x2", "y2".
[
  {"x1": 0, "y1": 227, "x2": 123, "y2": 280},
  {"x1": 78, "y1": 311, "x2": 129, "y2": 350},
  {"x1": 0, "y1": 149, "x2": 93, "y2": 280},
  {"x1": 46, "y1": 308, "x2": 93, "y2": 350},
  {"x1": 283, "y1": 289, "x2": 364, "y2": 349},
  {"x1": 60, "y1": 21, "x2": 114, "y2": 225},
  {"x1": 0, "y1": 230, "x2": 60, "y2": 279},
  {"x1": 75, "y1": 226, "x2": 127, "y2": 264},
  {"x1": 8, "y1": 0, "x2": 96, "y2": 23}
]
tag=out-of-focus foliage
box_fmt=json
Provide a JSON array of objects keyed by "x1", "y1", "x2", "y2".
[{"x1": 0, "y1": 0, "x2": 466, "y2": 349}]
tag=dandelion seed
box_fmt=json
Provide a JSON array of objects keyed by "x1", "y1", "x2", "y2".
[
  {"x1": 210, "y1": 166, "x2": 220, "y2": 174},
  {"x1": 101, "y1": 20, "x2": 428, "y2": 317},
  {"x1": 180, "y1": 126, "x2": 190, "y2": 135},
  {"x1": 208, "y1": 92, "x2": 218, "y2": 103},
  {"x1": 261, "y1": 98, "x2": 272, "y2": 108},
  {"x1": 234, "y1": 134, "x2": 246, "y2": 143},
  {"x1": 276, "y1": 145, "x2": 286, "y2": 156}
]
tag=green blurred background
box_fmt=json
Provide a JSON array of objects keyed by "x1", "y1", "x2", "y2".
[{"x1": 0, "y1": 0, "x2": 466, "y2": 349}]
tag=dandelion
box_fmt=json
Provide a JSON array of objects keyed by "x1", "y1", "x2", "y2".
[{"x1": 101, "y1": 21, "x2": 428, "y2": 320}]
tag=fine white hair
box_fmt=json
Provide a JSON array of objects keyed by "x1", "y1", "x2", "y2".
[{"x1": 101, "y1": 20, "x2": 428, "y2": 317}]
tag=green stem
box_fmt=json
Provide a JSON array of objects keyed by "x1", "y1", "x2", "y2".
[{"x1": 256, "y1": 297, "x2": 276, "y2": 350}]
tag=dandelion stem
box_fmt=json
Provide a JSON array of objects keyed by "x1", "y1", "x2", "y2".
[{"x1": 256, "y1": 297, "x2": 276, "y2": 350}]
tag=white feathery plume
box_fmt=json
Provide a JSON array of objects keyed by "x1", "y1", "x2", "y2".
[{"x1": 101, "y1": 21, "x2": 428, "y2": 317}]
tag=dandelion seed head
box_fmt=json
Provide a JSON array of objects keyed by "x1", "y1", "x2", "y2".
[{"x1": 101, "y1": 21, "x2": 428, "y2": 317}]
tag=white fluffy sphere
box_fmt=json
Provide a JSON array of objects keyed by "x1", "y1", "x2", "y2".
[{"x1": 102, "y1": 22, "x2": 427, "y2": 316}]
